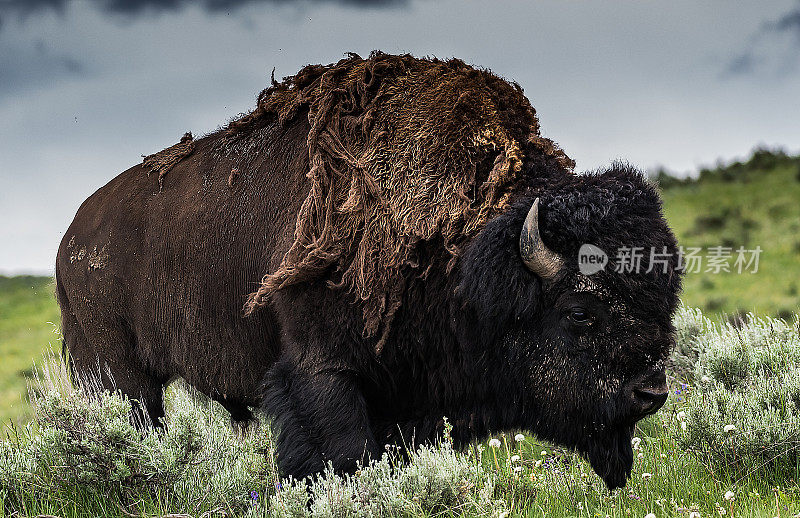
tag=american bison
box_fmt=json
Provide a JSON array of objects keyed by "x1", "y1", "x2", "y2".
[{"x1": 56, "y1": 52, "x2": 681, "y2": 490}]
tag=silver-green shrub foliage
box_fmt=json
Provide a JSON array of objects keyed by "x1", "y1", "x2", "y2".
[
  {"x1": 1, "y1": 360, "x2": 506, "y2": 517},
  {"x1": 677, "y1": 311, "x2": 800, "y2": 477},
  {"x1": 0, "y1": 369, "x2": 272, "y2": 514},
  {"x1": 259, "y1": 442, "x2": 504, "y2": 518},
  {"x1": 670, "y1": 305, "x2": 714, "y2": 379}
]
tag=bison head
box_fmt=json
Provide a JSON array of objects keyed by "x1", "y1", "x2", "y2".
[{"x1": 453, "y1": 164, "x2": 681, "y2": 490}]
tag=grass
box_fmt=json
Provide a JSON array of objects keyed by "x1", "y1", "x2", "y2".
[
  {"x1": 0, "y1": 276, "x2": 60, "y2": 426},
  {"x1": 658, "y1": 148, "x2": 800, "y2": 320}
]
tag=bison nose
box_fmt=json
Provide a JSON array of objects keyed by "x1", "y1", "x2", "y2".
[
  {"x1": 633, "y1": 387, "x2": 668, "y2": 415},
  {"x1": 631, "y1": 370, "x2": 668, "y2": 417}
]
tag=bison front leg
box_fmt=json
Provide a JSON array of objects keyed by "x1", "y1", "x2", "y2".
[{"x1": 263, "y1": 358, "x2": 381, "y2": 479}]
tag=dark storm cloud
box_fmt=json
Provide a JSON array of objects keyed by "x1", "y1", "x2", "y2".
[
  {"x1": 104, "y1": 0, "x2": 406, "y2": 12},
  {"x1": 725, "y1": 53, "x2": 759, "y2": 75},
  {"x1": 768, "y1": 3, "x2": 800, "y2": 38},
  {"x1": 0, "y1": 40, "x2": 85, "y2": 97},
  {"x1": 0, "y1": 0, "x2": 406, "y2": 28},
  {"x1": 725, "y1": 2, "x2": 800, "y2": 76}
]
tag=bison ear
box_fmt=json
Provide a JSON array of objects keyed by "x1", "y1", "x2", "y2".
[{"x1": 451, "y1": 207, "x2": 540, "y2": 351}]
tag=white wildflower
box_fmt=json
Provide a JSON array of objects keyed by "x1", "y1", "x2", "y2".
[
  {"x1": 701, "y1": 375, "x2": 711, "y2": 383},
  {"x1": 511, "y1": 455, "x2": 521, "y2": 463},
  {"x1": 676, "y1": 411, "x2": 686, "y2": 421},
  {"x1": 534, "y1": 459, "x2": 543, "y2": 468},
  {"x1": 644, "y1": 513, "x2": 657, "y2": 518},
  {"x1": 689, "y1": 513, "x2": 701, "y2": 518},
  {"x1": 642, "y1": 472, "x2": 653, "y2": 480},
  {"x1": 514, "y1": 466, "x2": 523, "y2": 473},
  {"x1": 723, "y1": 424, "x2": 736, "y2": 434},
  {"x1": 631, "y1": 437, "x2": 642, "y2": 450},
  {"x1": 724, "y1": 490, "x2": 735, "y2": 501},
  {"x1": 514, "y1": 433, "x2": 525, "y2": 442},
  {"x1": 489, "y1": 438, "x2": 501, "y2": 448},
  {"x1": 638, "y1": 452, "x2": 644, "y2": 459},
  {"x1": 540, "y1": 450, "x2": 548, "y2": 456},
  {"x1": 499, "y1": 512, "x2": 509, "y2": 518},
  {"x1": 681, "y1": 421, "x2": 688, "y2": 431}
]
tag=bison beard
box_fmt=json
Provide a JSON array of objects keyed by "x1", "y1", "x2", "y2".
[
  {"x1": 585, "y1": 427, "x2": 635, "y2": 491},
  {"x1": 55, "y1": 52, "x2": 680, "y2": 492}
]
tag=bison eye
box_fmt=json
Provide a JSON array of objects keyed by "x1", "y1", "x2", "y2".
[{"x1": 568, "y1": 307, "x2": 591, "y2": 324}]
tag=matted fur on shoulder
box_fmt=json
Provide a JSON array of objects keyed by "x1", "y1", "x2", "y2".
[{"x1": 228, "y1": 51, "x2": 574, "y2": 351}]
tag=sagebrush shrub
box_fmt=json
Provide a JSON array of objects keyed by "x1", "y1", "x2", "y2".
[
  {"x1": 0, "y1": 359, "x2": 273, "y2": 515},
  {"x1": 669, "y1": 305, "x2": 714, "y2": 379},
  {"x1": 1, "y1": 358, "x2": 507, "y2": 518},
  {"x1": 679, "y1": 312, "x2": 800, "y2": 478},
  {"x1": 261, "y1": 441, "x2": 505, "y2": 518}
]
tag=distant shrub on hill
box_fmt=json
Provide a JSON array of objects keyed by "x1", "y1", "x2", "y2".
[{"x1": 654, "y1": 146, "x2": 800, "y2": 188}]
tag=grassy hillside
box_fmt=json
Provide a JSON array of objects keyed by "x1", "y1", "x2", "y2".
[
  {"x1": 0, "y1": 276, "x2": 59, "y2": 426},
  {"x1": 657, "y1": 148, "x2": 800, "y2": 320}
]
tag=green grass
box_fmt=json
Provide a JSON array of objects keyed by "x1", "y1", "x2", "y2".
[
  {"x1": 0, "y1": 275, "x2": 59, "y2": 426},
  {"x1": 659, "y1": 149, "x2": 800, "y2": 320}
]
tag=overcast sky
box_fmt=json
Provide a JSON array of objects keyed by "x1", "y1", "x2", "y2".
[{"x1": 1, "y1": 0, "x2": 799, "y2": 274}]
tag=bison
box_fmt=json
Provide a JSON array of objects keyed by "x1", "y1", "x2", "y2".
[{"x1": 56, "y1": 52, "x2": 681, "y2": 490}]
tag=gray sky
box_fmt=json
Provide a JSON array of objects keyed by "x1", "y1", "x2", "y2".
[{"x1": 1, "y1": 0, "x2": 799, "y2": 274}]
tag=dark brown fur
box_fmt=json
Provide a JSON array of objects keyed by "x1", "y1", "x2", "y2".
[
  {"x1": 228, "y1": 52, "x2": 574, "y2": 350},
  {"x1": 57, "y1": 52, "x2": 569, "y2": 420},
  {"x1": 56, "y1": 119, "x2": 312, "y2": 424},
  {"x1": 142, "y1": 131, "x2": 195, "y2": 191}
]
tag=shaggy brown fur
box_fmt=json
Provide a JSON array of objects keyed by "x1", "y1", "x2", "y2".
[
  {"x1": 229, "y1": 52, "x2": 574, "y2": 351},
  {"x1": 142, "y1": 131, "x2": 195, "y2": 190}
]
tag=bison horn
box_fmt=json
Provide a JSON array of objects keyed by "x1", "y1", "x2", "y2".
[{"x1": 520, "y1": 198, "x2": 564, "y2": 280}]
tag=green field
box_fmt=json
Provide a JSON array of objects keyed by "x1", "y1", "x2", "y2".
[
  {"x1": 1, "y1": 148, "x2": 800, "y2": 516},
  {"x1": 0, "y1": 276, "x2": 60, "y2": 426},
  {"x1": 659, "y1": 148, "x2": 800, "y2": 320}
]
